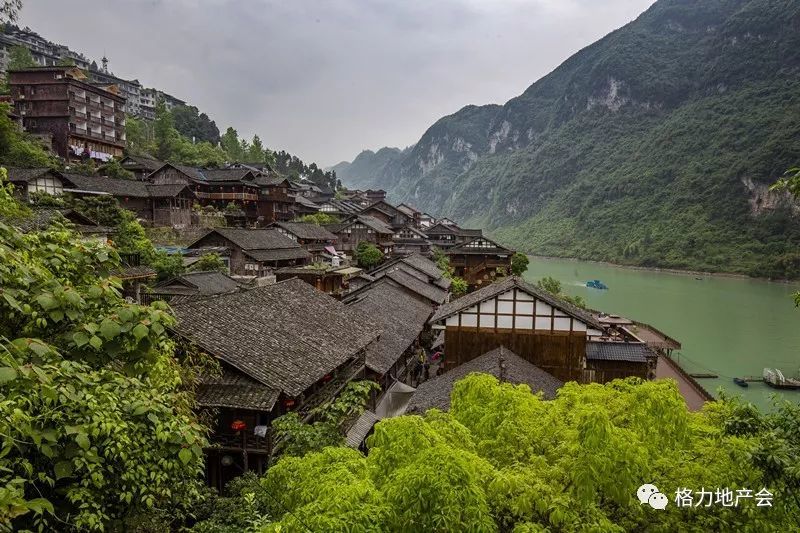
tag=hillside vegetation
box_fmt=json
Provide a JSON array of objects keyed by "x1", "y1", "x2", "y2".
[{"x1": 336, "y1": 0, "x2": 800, "y2": 278}]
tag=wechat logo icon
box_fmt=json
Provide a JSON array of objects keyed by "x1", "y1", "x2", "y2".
[{"x1": 637, "y1": 484, "x2": 668, "y2": 510}]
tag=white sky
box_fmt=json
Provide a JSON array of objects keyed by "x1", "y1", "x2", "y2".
[{"x1": 20, "y1": 0, "x2": 656, "y2": 166}]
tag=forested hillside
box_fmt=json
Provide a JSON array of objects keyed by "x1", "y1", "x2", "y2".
[{"x1": 337, "y1": 0, "x2": 800, "y2": 278}]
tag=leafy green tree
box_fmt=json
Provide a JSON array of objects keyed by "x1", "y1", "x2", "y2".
[
  {"x1": 220, "y1": 127, "x2": 243, "y2": 161},
  {"x1": 154, "y1": 98, "x2": 178, "y2": 161},
  {"x1": 56, "y1": 56, "x2": 76, "y2": 67},
  {"x1": 0, "y1": 170, "x2": 207, "y2": 531},
  {"x1": 7, "y1": 44, "x2": 35, "y2": 70},
  {"x1": 172, "y1": 105, "x2": 220, "y2": 145},
  {"x1": 247, "y1": 134, "x2": 265, "y2": 163},
  {"x1": 354, "y1": 241, "x2": 383, "y2": 269},
  {"x1": 294, "y1": 212, "x2": 340, "y2": 225},
  {"x1": 124, "y1": 115, "x2": 155, "y2": 156},
  {"x1": 537, "y1": 276, "x2": 587, "y2": 309},
  {"x1": 511, "y1": 252, "x2": 530, "y2": 276},
  {"x1": 0, "y1": 104, "x2": 55, "y2": 167},
  {"x1": 772, "y1": 166, "x2": 800, "y2": 304},
  {"x1": 191, "y1": 252, "x2": 227, "y2": 273},
  {"x1": 240, "y1": 374, "x2": 800, "y2": 532},
  {"x1": 67, "y1": 158, "x2": 98, "y2": 176},
  {"x1": 450, "y1": 276, "x2": 468, "y2": 297},
  {"x1": 101, "y1": 158, "x2": 135, "y2": 180}
]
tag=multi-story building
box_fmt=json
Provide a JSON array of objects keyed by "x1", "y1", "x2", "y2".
[
  {"x1": 87, "y1": 57, "x2": 141, "y2": 116},
  {"x1": 139, "y1": 87, "x2": 185, "y2": 120},
  {"x1": 0, "y1": 26, "x2": 90, "y2": 71},
  {"x1": 9, "y1": 66, "x2": 126, "y2": 161}
]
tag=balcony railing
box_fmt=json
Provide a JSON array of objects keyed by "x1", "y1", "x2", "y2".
[
  {"x1": 207, "y1": 431, "x2": 272, "y2": 453},
  {"x1": 194, "y1": 191, "x2": 259, "y2": 201},
  {"x1": 296, "y1": 357, "x2": 365, "y2": 421}
]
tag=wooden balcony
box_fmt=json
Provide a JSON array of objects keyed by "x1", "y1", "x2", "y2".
[
  {"x1": 207, "y1": 431, "x2": 272, "y2": 453},
  {"x1": 194, "y1": 191, "x2": 259, "y2": 201},
  {"x1": 296, "y1": 356, "x2": 365, "y2": 421}
]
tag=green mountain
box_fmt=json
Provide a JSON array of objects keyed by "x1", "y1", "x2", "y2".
[{"x1": 337, "y1": 0, "x2": 800, "y2": 278}]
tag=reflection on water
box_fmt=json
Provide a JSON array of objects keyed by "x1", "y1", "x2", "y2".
[{"x1": 523, "y1": 256, "x2": 800, "y2": 410}]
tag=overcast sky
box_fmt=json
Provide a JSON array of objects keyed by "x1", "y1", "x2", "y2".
[{"x1": 20, "y1": 0, "x2": 655, "y2": 166}]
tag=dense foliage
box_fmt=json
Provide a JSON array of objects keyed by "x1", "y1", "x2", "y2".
[
  {"x1": 0, "y1": 171, "x2": 207, "y2": 531},
  {"x1": 537, "y1": 276, "x2": 587, "y2": 309},
  {"x1": 338, "y1": 0, "x2": 800, "y2": 279},
  {"x1": 274, "y1": 150, "x2": 339, "y2": 191},
  {"x1": 172, "y1": 105, "x2": 221, "y2": 146},
  {"x1": 217, "y1": 374, "x2": 799, "y2": 532},
  {"x1": 190, "y1": 252, "x2": 227, "y2": 273},
  {"x1": 294, "y1": 212, "x2": 340, "y2": 225},
  {"x1": 0, "y1": 103, "x2": 56, "y2": 167},
  {"x1": 354, "y1": 241, "x2": 383, "y2": 269},
  {"x1": 511, "y1": 252, "x2": 529, "y2": 276}
]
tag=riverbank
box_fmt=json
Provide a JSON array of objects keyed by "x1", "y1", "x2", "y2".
[{"x1": 525, "y1": 253, "x2": 800, "y2": 285}]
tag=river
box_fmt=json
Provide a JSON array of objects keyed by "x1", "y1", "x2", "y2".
[{"x1": 523, "y1": 256, "x2": 800, "y2": 410}]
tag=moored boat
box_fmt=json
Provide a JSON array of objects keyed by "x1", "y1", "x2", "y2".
[
  {"x1": 762, "y1": 368, "x2": 800, "y2": 390},
  {"x1": 733, "y1": 377, "x2": 748, "y2": 388}
]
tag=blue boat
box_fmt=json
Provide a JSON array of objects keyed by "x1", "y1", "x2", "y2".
[
  {"x1": 733, "y1": 377, "x2": 749, "y2": 388},
  {"x1": 586, "y1": 280, "x2": 609, "y2": 290}
]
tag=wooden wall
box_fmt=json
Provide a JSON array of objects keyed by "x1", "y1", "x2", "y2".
[
  {"x1": 583, "y1": 360, "x2": 649, "y2": 384},
  {"x1": 444, "y1": 327, "x2": 586, "y2": 382}
]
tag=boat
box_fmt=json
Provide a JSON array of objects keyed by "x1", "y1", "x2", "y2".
[
  {"x1": 762, "y1": 368, "x2": 800, "y2": 390},
  {"x1": 733, "y1": 377, "x2": 749, "y2": 388},
  {"x1": 586, "y1": 280, "x2": 609, "y2": 290}
]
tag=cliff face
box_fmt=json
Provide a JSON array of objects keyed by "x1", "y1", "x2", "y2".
[{"x1": 338, "y1": 0, "x2": 800, "y2": 278}]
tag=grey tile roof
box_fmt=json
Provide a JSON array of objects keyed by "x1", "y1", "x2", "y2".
[
  {"x1": 273, "y1": 222, "x2": 337, "y2": 241},
  {"x1": 371, "y1": 254, "x2": 451, "y2": 292},
  {"x1": 196, "y1": 365, "x2": 280, "y2": 411},
  {"x1": 63, "y1": 174, "x2": 150, "y2": 197},
  {"x1": 5, "y1": 167, "x2": 56, "y2": 183},
  {"x1": 585, "y1": 341, "x2": 653, "y2": 363},
  {"x1": 429, "y1": 276, "x2": 604, "y2": 330},
  {"x1": 293, "y1": 195, "x2": 320, "y2": 209},
  {"x1": 8, "y1": 208, "x2": 103, "y2": 233},
  {"x1": 345, "y1": 410, "x2": 379, "y2": 448},
  {"x1": 407, "y1": 346, "x2": 563, "y2": 414},
  {"x1": 385, "y1": 269, "x2": 447, "y2": 305},
  {"x1": 171, "y1": 279, "x2": 378, "y2": 397},
  {"x1": 254, "y1": 175, "x2": 289, "y2": 187},
  {"x1": 201, "y1": 168, "x2": 254, "y2": 182},
  {"x1": 244, "y1": 247, "x2": 312, "y2": 262},
  {"x1": 154, "y1": 271, "x2": 240, "y2": 296},
  {"x1": 353, "y1": 215, "x2": 393, "y2": 235},
  {"x1": 348, "y1": 282, "x2": 434, "y2": 374},
  {"x1": 120, "y1": 155, "x2": 165, "y2": 171},
  {"x1": 194, "y1": 228, "x2": 301, "y2": 251},
  {"x1": 146, "y1": 183, "x2": 194, "y2": 198}
]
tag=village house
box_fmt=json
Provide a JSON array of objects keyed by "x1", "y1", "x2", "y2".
[
  {"x1": 317, "y1": 198, "x2": 363, "y2": 218},
  {"x1": 419, "y1": 212, "x2": 436, "y2": 229},
  {"x1": 270, "y1": 221, "x2": 338, "y2": 260},
  {"x1": 9, "y1": 66, "x2": 126, "y2": 162},
  {"x1": 291, "y1": 194, "x2": 321, "y2": 217},
  {"x1": 170, "y1": 279, "x2": 379, "y2": 489},
  {"x1": 406, "y1": 346, "x2": 564, "y2": 414},
  {"x1": 149, "y1": 271, "x2": 242, "y2": 303},
  {"x1": 396, "y1": 203, "x2": 422, "y2": 227},
  {"x1": 10, "y1": 206, "x2": 112, "y2": 242},
  {"x1": 325, "y1": 214, "x2": 395, "y2": 256},
  {"x1": 429, "y1": 276, "x2": 606, "y2": 382},
  {"x1": 64, "y1": 174, "x2": 196, "y2": 228},
  {"x1": 446, "y1": 235, "x2": 514, "y2": 288},
  {"x1": 254, "y1": 174, "x2": 295, "y2": 223},
  {"x1": 187, "y1": 227, "x2": 310, "y2": 276},
  {"x1": 364, "y1": 189, "x2": 387, "y2": 203},
  {"x1": 424, "y1": 222, "x2": 483, "y2": 249},
  {"x1": 6, "y1": 167, "x2": 70, "y2": 202},
  {"x1": 360, "y1": 200, "x2": 411, "y2": 229},
  {"x1": 371, "y1": 254, "x2": 452, "y2": 294},
  {"x1": 391, "y1": 224, "x2": 431, "y2": 257},
  {"x1": 116, "y1": 155, "x2": 165, "y2": 181},
  {"x1": 274, "y1": 265, "x2": 350, "y2": 296}
]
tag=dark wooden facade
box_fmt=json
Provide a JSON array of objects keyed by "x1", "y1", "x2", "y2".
[{"x1": 447, "y1": 237, "x2": 513, "y2": 288}]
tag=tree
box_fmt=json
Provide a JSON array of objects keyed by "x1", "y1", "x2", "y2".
[
  {"x1": 511, "y1": 252, "x2": 530, "y2": 276},
  {"x1": 0, "y1": 104, "x2": 55, "y2": 167},
  {"x1": 354, "y1": 241, "x2": 383, "y2": 269},
  {"x1": 228, "y1": 375, "x2": 800, "y2": 532},
  {"x1": 247, "y1": 134, "x2": 265, "y2": 163},
  {"x1": 191, "y1": 252, "x2": 227, "y2": 273},
  {"x1": 450, "y1": 276, "x2": 468, "y2": 297},
  {"x1": 153, "y1": 98, "x2": 178, "y2": 161},
  {"x1": 294, "y1": 212, "x2": 340, "y2": 225},
  {"x1": 537, "y1": 275, "x2": 587, "y2": 309},
  {"x1": 172, "y1": 105, "x2": 220, "y2": 145},
  {"x1": 0, "y1": 170, "x2": 207, "y2": 531},
  {"x1": 220, "y1": 127, "x2": 243, "y2": 161},
  {"x1": 102, "y1": 158, "x2": 135, "y2": 180},
  {"x1": 124, "y1": 115, "x2": 155, "y2": 156},
  {"x1": 7, "y1": 45, "x2": 35, "y2": 70},
  {"x1": 772, "y1": 166, "x2": 800, "y2": 304}
]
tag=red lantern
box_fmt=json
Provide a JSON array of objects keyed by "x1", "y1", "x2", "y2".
[
  {"x1": 230, "y1": 419, "x2": 246, "y2": 431},
  {"x1": 322, "y1": 374, "x2": 332, "y2": 383},
  {"x1": 283, "y1": 398, "x2": 296, "y2": 409}
]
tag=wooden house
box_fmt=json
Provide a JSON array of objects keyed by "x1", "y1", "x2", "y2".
[
  {"x1": 446, "y1": 236, "x2": 513, "y2": 288},
  {"x1": 275, "y1": 265, "x2": 347, "y2": 296},
  {"x1": 317, "y1": 198, "x2": 363, "y2": 218},
  {"x1": 291, "y1": 195, "x2": 321, "y2": 216},
  {"x1": 584, "y1": 341, "x2": 656, "y2": 383},
  {"x1": 428, "y1": 276, "x2": 605, "y2": 382},
  {"x1": 187, "y1": 228, "x2": 310, "y2": 276},
  {"x1": 6, "y1": 167, "x2": 71, "y2": 202},
  {"x1": 396, "y1": 203, "x2": 422, "y2": 227},
  {"x1": 254, "y1": 175, "x2": 295, "y2": 223},
  {"x1": 149, "y1": 271, "x2": 241, "y2": 303},
  {"x1": 391, "y1": 224, "x2": 431, "y2": 257},
  {"x1": 171, "y1": 279, "x2": 379, "y2": 489},
  {"x1": 325, "y1": 215, "x2": 395, "y2": 255},
  {"x1": 407, "y1": 346, "x2": 563, "y2": 414},
  {"x1": 117, "y1": 155, "x2": 165, "y2": 181},
  {"x1": 12, "y1": 207, "x2": 113, "y2": 242},
  {"x1": 270, "y1": 221, "x2": 338, "y2": 260},
  {"x1": 419, "y1": 213, "x2": 436, "y2": 229},
  {"x1": 370, "y1": 254, "x2": 452, "y2": 294},
  {"x1": 360, "y1": 200, "x2": 411, "y2": 229}
]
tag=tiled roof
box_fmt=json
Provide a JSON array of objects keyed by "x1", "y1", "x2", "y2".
[
  {"x1": 5, "y1": 167, "x2": 56, "y2": 183},
  {"x1": 146, "y1": 183, "x2": 194, "y2": 198},
  {"x1": 371, "y1": 254, "x2": 451, "y2": 291},
  {"x1": 63, "y1": 174, "x2": 150, "y2": 197},
  {"x1": 7, "y1": 208, "x2": 104, "y2": 233},
  {"x1": 429, "y1": 276, "x2": 604, "y2": 330},
  {"x1": 120, "y1": 155, "x2": 164, "y2": 171},
  {"x1": 201, "y1": 168, "x2": 254, "y2": 182},
  {"x1": 345, "y1": 410, "x2": 379, "y2": 448},
  {"x1": 407, "y1": 346, "x2": 563, "y2": 413},
  {"x1": 154, "y1": 271, "x2": 240, "y2": 297},
  {"x1": 293, "y1": 195, "x2": 320, "y2": 209},
  {"x1": 585, "y1": 341, "x2": 654, "y2": 363},
  {"x1": 244, "y1": 247, "x2": 311, "y2": 262},
  {"x1": 424, "y1": 223, "x2": 458, "y2": 235},
  {"x1": 193, "y1": 228, "x2": 301, "y2": 251},
  {"x1": 112, "y1": 265, "x2": 157, "y2": 280},
  {"x1": 254, "y1": 175, "x2": 289, "y2": 187},
  {"x1": 348, "y1": 282, "x2": 434, "y2": 374},
  {"x1": 353, "y1": 215, "x2": 393, "y2": 234},
  {"x1": 446, "y1": 236, "x2": 513, "y2": 255},
  {"x1": 385, "y1": 269, "x2": 447, "y2": 305},
  {"x1": 196, "y1": 365, "x2": 280, "y2": 411},
  {"x1": 323, "y1": 199, "x2": 362, "y2": 214},
  {"x1": 273, "y1": 222, "x2": 337, "y2": 241},
  {"x1": 172, "y1": 279, "x2": 379, "y2": 397}
]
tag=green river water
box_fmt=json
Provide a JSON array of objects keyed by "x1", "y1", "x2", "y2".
[{"x1": 523, "y1": 256, "x2": 800, "y2": 410}]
